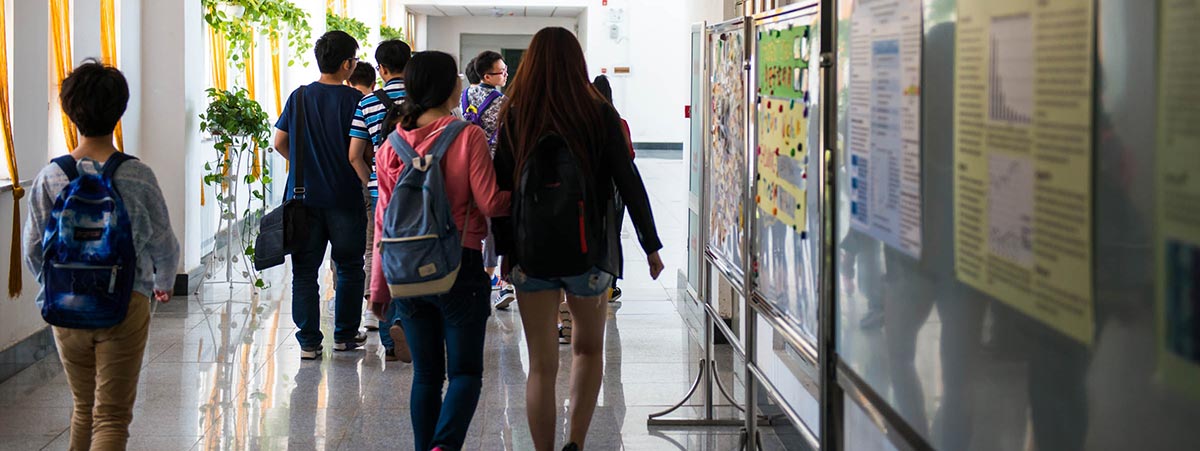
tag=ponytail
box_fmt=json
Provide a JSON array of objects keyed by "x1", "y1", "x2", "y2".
[{"x1": 396, "y1": 100, "x2": 427, "y2": 131}]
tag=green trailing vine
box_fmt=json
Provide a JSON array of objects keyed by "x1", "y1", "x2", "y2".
[
  {"x1": 199, "y1": 87, "x2": 273, "y2": 288},
  {"x1": 326, "y1": 10, "x2": 371, "y2": 56},
  {"x1": 202, "y1": 0, "x2": 312, "y2": 69},
  {"x1": 380, "y1": 24, "x2": 404, "y2": 42}
]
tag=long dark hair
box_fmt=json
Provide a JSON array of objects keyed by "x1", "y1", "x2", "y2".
[
  {"x1": 499, "y1": 27, "x2": 607, "y2": 179},
  {"x1": 396, "y1": 51, "x2": 459, "y2": 130}
]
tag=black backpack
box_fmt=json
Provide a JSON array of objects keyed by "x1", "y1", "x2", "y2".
[
  {"x1": 373, "y1": 89, "x2": 402, "y2": 135},
  {"x1": 514, "y1": 133, "x2": 602, "y2": 278}
]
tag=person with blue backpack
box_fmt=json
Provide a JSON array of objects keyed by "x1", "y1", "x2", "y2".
[
  {"x1": 369, "y1": 50, "x2": 511, "y2": 451},
  {"x1": 492, "y1": 28, "x2": 664, "y2": 451},
  {"x1": 23, "y1": 59, "x2": 179, "y2": 451},
  {"x1": 460, "y1": 51, "x2": 512, "y2": 306},
  {"x1": 349, "y1": 39, "x2": 413, "y2": 363}
]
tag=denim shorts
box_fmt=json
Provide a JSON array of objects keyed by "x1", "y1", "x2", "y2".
[{"x1": 510, "y1": 265, "x2": 614, "y2": 297}]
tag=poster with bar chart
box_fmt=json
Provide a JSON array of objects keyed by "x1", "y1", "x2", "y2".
[{"x1": 953, "y1": 0, "x2": 1095, "y2": 345}]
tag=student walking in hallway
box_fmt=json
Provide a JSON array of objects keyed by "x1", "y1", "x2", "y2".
[
  {"x1": 273, "y1": 31, "x2": 369, "y2": 360},
  {"x1": 492, "y1": 27, "x2": 665, "y2": 451}
]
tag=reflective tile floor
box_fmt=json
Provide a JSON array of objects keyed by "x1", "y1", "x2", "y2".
[{"x1": 0, "y1": 160, "x2": 791, "y2": 450}]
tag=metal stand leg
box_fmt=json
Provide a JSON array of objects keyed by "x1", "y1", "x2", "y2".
[{"x1": 648, "y1": 312, "x2": 744, "y2": 427}]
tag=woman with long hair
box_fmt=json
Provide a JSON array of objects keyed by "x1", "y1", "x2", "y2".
[
  {"x1": 368, "y1": 50, "x2": 510, "y2": 451},
  {"x1": 492, "y1": 27, "x2": 665, "y2": 451}
]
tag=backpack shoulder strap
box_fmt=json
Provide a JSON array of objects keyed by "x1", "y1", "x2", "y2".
[
  {"x1": 51, "y1": 155, "x2": 79, "y2": 181},
  {"x1": 386, "y1": 130, "x2": 419, "y2": 163},
  {"x1": 478, "y1": 90, "x2": 502, "y2": 114},
  {"x1": 100, "y1": 152, "x2": 137, "y2": 181},
  {"x1": 428, "y1": 121, "x2": 469, "y2": 161},
  {"x1": 460, "y1": 88, "x2": 471, "y2": 113},
  {"x1": 373, "y1": 89, "x2": 394, "y2": 109}
]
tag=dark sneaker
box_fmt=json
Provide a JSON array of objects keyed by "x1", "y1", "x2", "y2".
[
  {"x1": 495, "y1": 287, "x2": 516, "y2": 310},
  {"x1": 562, "y1": 443, "x2": 580, "y2": 451},
  {"x1": 384, "y1": 347, "x2": 399, "y2": 362},
  {"x1": 300, "y1": 346, "x2": 323, "y2": 360},
  {"x1": 610, "y1": 286, "x2": 622, "y2": 302},
  {"x1": 333, "y1": 341, "x2": 362, "y2": 352},
  {"x1": 558, "y1": 323, "x2": 572, "y2": 345}
]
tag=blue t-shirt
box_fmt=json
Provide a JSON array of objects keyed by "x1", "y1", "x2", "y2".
[{"x1": 275, "y1": 82, "x2": 364, "y2": 209}]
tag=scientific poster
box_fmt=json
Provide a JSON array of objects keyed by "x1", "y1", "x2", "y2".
[
  {"x1": 1157, "y1": 0, "x2": 1200, "y2": 397},
  {"x1": 754, "y1": 11, "x2": 820, "y2": 343},
  {"x1": 846, "y1": 0, "x2": 923, "y2": 258},
  {"x1": 706, "y1": 24, "x2": 748, "y2": 281},
  {"x1": 953, "y1": 0, "x2": 1095, "y2": 344}
]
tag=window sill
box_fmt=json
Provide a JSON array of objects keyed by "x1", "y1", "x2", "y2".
[{"x1": 0, "y1": 179, "x2": 31, "y2": 194}]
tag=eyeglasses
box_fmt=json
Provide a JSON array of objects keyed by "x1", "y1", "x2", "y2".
[{"x1": 486, "y1": 70, "x2": 509, "y2": 76}]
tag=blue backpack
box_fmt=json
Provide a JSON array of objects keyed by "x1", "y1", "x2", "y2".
[
  {"x1": 460, "y1": 88, "x2": 502, "y2": 146},
  {"x1": 41, "y1": 153, "x2": 139, "y2": 329},
  {"x1": 379, "y1": 121, "x2": 469, "y2": 298}
]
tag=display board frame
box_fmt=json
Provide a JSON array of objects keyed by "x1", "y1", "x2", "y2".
[{"x1": 703, "y1": 16, "x2": 752, "y2": 289}]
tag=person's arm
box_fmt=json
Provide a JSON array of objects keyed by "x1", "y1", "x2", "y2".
[
  {"x1": 370, "y1": 139, "x2": 402, "y2": 308},
  {"x1": 273, "y1": 130, "x2": 290, "y2": 160},
  {"x1": 464, "y1": 127, "x2": 510, "y2": 218},
  {"x1": 348, "y1": 137, "x2": 372, "y2": 186},
  {"x1": 602, "y1": 109, "x2": 663, "y2": 256},
  {"x1": 22, "y1": 167, "x2": 59, "y2": 281},
  {"x1": 133, "y1": 166, "x2": 181, "y2": 298}
]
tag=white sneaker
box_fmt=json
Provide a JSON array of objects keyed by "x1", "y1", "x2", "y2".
[{"x1": 300, "y1": 347, "x2": 323, "y2": 360}]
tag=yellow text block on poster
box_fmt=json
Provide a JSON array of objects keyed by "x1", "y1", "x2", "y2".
[
  {"x1": 953, "y1": 0, "x2": 1095, "y2": 344},
  {"x1": 1157, "y1": 0, "x2": 1200, "y2": 398}
]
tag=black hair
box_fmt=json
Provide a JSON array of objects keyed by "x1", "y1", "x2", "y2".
[
  {"x1": 375, "y1": 39, "x2": 412, "y2": 74},
  {"x1": 397, "y1": 51, "x2": 460, "y2": 130},
  {"x1": 592, "y1": 74, "x2": 613, "y2": 104},
  {"x1": 60, "y1": 58, "x2": 129, "y2": 138},
  {"x1": 349, "y1": 61, "x2": 377, "y2": 88},
  {"x1": 314, "y1": 30, "x2": 359, "y2": 74},
  {"x1": 473, "y1": 51, "x2": 503, "y2": 81},
  {"x1": 464, "y1": 57, "x2": 481, "y2": 84}
]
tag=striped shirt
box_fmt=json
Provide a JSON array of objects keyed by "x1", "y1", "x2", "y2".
[{"x1": 349, "y1": 78, "x2": 406, "y2": 198}]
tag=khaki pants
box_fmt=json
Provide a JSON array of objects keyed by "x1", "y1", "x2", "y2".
[{"x1": 53, "y1": 293, "x2": 151, "y2": 451}]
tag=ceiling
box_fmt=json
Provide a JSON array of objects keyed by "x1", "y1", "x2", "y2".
[{"x1": 405, "y1": 5, "x2": 586, "y2": 18}]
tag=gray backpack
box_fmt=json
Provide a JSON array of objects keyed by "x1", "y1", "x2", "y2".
[{"x1": 379, "y1": 121, "x2": 469, "y2": 298}]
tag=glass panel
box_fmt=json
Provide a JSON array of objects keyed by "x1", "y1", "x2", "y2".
[{"x1": 835, "y1": 0, "x2": 1200, "y2": 449}]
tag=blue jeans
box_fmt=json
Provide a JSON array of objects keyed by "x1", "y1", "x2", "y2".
[
  {"x1": 396, "y1": 249, "x2": 491, "y2": 451},
  {"x1": 291, "y1": 205, "x2": 366, "y2": 348},
  {"x1": 379, "y1": 298, "x2": 401, "y2": 349}
]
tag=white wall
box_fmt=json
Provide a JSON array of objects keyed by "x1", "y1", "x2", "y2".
[
  {"x1": 424, "y1": 15, "x2": 579, "y2": 68},
  {"x1": 1, "y1": 0, "x2": 51, "y2": 350}
]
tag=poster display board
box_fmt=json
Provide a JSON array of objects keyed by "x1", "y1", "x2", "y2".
[
  {"x1": 1156, "y1": 0, "x2": 1200, "y2": 398},
  {"x1": 705, "y1": 20, "x2": 749, "y2": 283},
  {"x1": 953, "y1": 0, "x2": 1096, "y2": 344},
  {"x1": 753, "y1": 8, "x2": 821, "y2": 344},
  {"x1": 688, "y1": 25, "x2": 706, "y2": 295},
  {"x1": 846, "y1": 0, "x2": 923, "y2": 258}
]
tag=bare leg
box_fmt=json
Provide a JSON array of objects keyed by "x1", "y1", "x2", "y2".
[
  {"x1": 565, "y1": 292, "x2": 609, "y2": 448},
  {"x1": 518, "y1": 289, "x2": 566, "y2": 451}
]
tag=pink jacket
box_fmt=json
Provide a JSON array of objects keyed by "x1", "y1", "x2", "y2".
[{"x1": 370, "y1": 116, "x2": 511, "y2": 306}]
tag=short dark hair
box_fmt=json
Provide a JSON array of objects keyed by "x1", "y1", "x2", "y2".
[
  {"x1": 314, "y1": 30, "x2": 359, "y2": 74},
  {"x1": 592, "y1": 74, "x2": 613, "y2": 104},
  {"x1": 349, "y1": 61, "x2": 376, "y2": 87},
  {"x1": 464, "y1": 57, "x2": 481, "y2": 84},
  {"x1": 60, "y1": 58, "x2": 129, "y2": 138},
  {"x1": 375, "y1": 39, "x2": 412, "y2": 74},
  {"x1": 473, "y1": 51, "x2": 503, "y2": 79}
]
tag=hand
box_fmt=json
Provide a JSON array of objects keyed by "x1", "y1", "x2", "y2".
[
  {"x1": 647, "y1": 251, "x2": 664, "y2": 280},
  {"x1": 370, "y1": 301, "x2": 388, "y2": 320},
  {"x1": 153, "y1": 289, "x2": 171, "y2": 303}
]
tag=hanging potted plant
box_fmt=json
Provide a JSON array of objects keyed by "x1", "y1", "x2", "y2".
[
  {"x1": 203, "y1": 0, "x2": 313, "y2": 69},
  {"x1": 199, "y1": 87, "x2": 272, "y2": 288},
  {"x1": 326, "y1": 10, "x2": 371, "y2": 57},
  {"x1": 380, "y1": 24, "x2": 404, "y2": 42}
]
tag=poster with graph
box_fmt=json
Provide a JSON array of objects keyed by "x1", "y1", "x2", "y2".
[
  {"x1": 953, "y1": 0, "x2": 1095, "y2": 344},
  {"x1": 705, "y1": 21, "x2": 748, "y2": 283},
  {"x1": 753, "y1": 7, "x2": 821, "y2": 344}
]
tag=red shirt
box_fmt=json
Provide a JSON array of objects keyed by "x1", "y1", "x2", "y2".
[{"x1": 370, "y1": 116, "x2": 510, "y2": 306}]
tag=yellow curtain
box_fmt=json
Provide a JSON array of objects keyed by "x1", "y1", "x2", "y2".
[
  {"x1": 100, "y1": 0, "x2": 124, "y2": 152},
  {"x1": 245, "y1": 28, "x2": 260, "y2": 179},
  {"x1": 50, "y1": 0, "x2": 78, "y2": 150},
  {"x1": 269, "y1": 35, "x2": 282, "y2": 117},
  {"x1": 2, "y1": 3, "x2": 23, "y2": 297},
  {"x1": 204, "y1": 24, "x2": 229, "y2": 206},
  {"x1": 382, "y1": 1, "x2": 388, "y2": 25}
]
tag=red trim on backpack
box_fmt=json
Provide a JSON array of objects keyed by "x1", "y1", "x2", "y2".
[{"x1": 578, "y1": 201, "x2": 588, "y2": 254}]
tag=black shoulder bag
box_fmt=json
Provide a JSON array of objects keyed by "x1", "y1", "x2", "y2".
[{"x1": 254, "y1": 86, "x2": 311, "y2": 271}]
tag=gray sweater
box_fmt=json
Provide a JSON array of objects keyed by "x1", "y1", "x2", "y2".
[{"x1": 23, "y1": 157, "x2": 180, "y2": 307}]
